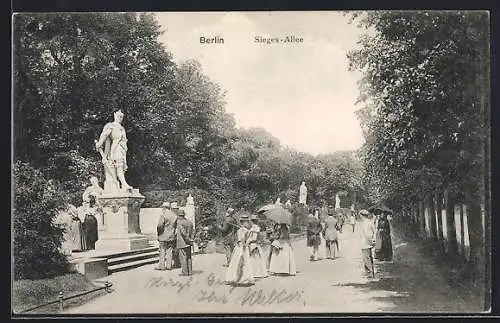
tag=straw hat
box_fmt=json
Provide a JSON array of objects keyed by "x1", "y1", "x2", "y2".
[
  {"x1": 170, "y1": 202, "x2": 179, "y2": 209},
  {"x1": 359, "y1": 209, "x2": 369, "y2": 216}
]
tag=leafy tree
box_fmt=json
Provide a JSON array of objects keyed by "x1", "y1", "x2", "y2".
[
  {"x1": 13, "y1": 161, "x2": 70, "y2": 279},
  {"x1": 348, "y1": 11, "x2": 489, "y2": 274}
]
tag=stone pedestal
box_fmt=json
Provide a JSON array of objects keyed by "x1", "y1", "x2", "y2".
[{"x1": 96, "y1": 188, "x2": 149, "y2": 251}]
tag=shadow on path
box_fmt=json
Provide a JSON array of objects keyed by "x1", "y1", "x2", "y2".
[{"x1": 332, "y1": 231, "x2": 484, "y2": 313}]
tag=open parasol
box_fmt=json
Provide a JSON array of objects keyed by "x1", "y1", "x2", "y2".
[
  {"x1": 368, "y1": 205, "x2": 393, "y2": 214},
  {"x1": 257, "y1": 203, "x2": 278, "y2": 214},
  {"x1": 262, "y1": 207, "x2": 292, "y2": 225}
]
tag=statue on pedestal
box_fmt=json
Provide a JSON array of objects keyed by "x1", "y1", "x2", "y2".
[
  {"x1": 285, "y1": 199, "x2": 292, "y2": 209},
  {"x1": 92, "y1": 110, "x2": 148, "y2": 251},
  {"x1": 275, "y1": 197, "x2": 282, "y2": 206},
  {"x1": 299, "y1": 182, "x2": 307, "y2": 205},
  {"x1": 95, "y1": 109, "x2": 132, "y2": 192}
]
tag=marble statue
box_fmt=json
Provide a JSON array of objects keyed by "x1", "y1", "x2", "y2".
[
  {"x1": 299, "y1": 182, "x2": 307, "y2": 205},
  {"x1": 95, "y1": 109, "x2": 132, "y2": 192},
  {"x1": 275, "y1": 197, "x2": 282, "y2": 205},
  {"x1": 335, "y1": 193, "x2": 341, "y2": 209},
  {"x1": 185, "y1": 193, "x2": 196, "y2": 232},
  {"x1": 285, "y1": 199, "x2": 292, "y2": 208}
]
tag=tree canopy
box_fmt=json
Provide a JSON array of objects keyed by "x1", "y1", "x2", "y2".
[{"x1": 13, "y1": 12, "x2": 364, "y2": 212}]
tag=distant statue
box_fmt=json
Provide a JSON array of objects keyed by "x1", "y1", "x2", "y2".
[
  {"x1": 275, "y1": 197, "x2": 282, "y2": 205},
  {"x1": 95, "y1": 109, "x2": 132, "y2": 192},
  {"x1": 335, "y1": 193, "x2": 341, "y2": 209},
  {"x1": 299, "y1": 182, "x2": 307, "y2": 205},
  {"x1": 285, "y1": 199, "x2": 292, "y2": 209},
  {"x1": 185, "y1": 193, "x2": 196, "y2": 233},
  {"x1": 186, "y1": 193, "x2": 194, "y2": 206}
]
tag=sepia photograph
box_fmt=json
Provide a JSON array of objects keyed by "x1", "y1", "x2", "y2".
[{"x1": 12, "y1": 11, "x2": 490, "y2": 315}]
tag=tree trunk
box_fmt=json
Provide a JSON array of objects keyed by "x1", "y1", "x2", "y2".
[
  {"x1": 435, "y1": 191, "x2": 445, "y2": 252},
  {"x1": 445, "y1": 189, "x2": 458, "y2": 258},
  {"x1": 418, "y1": 201, "x2": 426, "y2": 239},
  {"x1": 459, "y1": 204, "x2": 465, "y2": 260},
  {"x1": 427, "y1": 195, "x2": 437, "y2": 242}
]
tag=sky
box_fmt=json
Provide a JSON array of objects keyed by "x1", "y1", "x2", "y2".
[{"x1": 154, "y1": 11, "x2": 365, "y2": 156}]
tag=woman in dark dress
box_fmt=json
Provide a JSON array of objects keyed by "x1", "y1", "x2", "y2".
[
  {"x1": 374, "y1": 213, "x2": 393, "y2": 261},
  {"x1": 307, "y1": 209, "x2": 323, "y2": 261},
  {"x1": 83, "y1": 196, "x2": 99, "y2": 250}
]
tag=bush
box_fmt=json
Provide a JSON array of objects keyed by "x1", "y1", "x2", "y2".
[{"x1": 13, "y1": 161, "x2": 71, "y2": 280}]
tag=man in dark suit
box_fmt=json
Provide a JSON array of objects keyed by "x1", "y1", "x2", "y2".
[
  {"x1": 323, "y1": 209, "x2": 340, "y2": 259},
  {"x1": 155, "y1": 202, "x2": 178, "y2": 271},
  {"x1": 219, "y1": 207, "x2": 237, "y2": 267},
  {"x1": 176, "y1": 207, "x2": 195, "y2": 276}
]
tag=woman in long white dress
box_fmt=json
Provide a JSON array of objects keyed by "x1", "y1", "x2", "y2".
[
  {"x1": 225, "y1": 216, "x2": 255, "y2": 286},
  {"x1": 248, "y1": 215, "x2": 268, "y2": 278},
  {"x1": 268, "y1": 223, "x2": 297, "y2": 276}
]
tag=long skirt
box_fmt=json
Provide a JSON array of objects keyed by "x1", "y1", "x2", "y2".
[
  {"x1": 70, "y1": 219, "x2": 87, "y2": 251},
  {"x1": 374, "y1": 230, "x2": 393, "y2": 261},
  {"x1": 225, "y1": 244, "x2": 255, "y2": 286},
  {"x1": 249, "y1": 244, "x2": 268, "y2": 278},
  {"x1": 269, "y1": 240, "x2": 297, "y2": 275}
]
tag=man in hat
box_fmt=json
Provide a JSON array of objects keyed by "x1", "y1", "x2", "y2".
[
  {"x1": 220, "y1": 207, "x2": 238, "y2": 267},
  {"x1": 155, "y1": 202, "x2": 177, "y2": 271},
  {"x1": 358, "y1": 209, "x2": 376, "y2": 278},
  {"x1": 175, "y1": 207, "x2": 195, "y2": 276}
]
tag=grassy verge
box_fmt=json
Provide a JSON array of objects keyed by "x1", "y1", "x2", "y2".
[{"x1": 13, "y1": 272, "x2": 107, "y2": 314}]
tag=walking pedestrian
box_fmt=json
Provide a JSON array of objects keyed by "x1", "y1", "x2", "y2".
[
  {"x1": 155, "y1": 202, "x2": 177, "y2": 271},
  {"x1": 374, "y1": 212, "x2": 393, "y2": 261},
  {"x1": 323, "y1": 209, "x2": 340, "y2": 259},
  {"x1": 358, "y1": 209, "x2": 376, "y2": 278},
  {"x1": 307, "y1": 209, "x2": 322, "y2": 261},
  {"x1": 225, "y1": 215, "x2": 255, "y2": 286},
  {"x1": 248, "y1": 214, "x2": 268, "y2": 278},
  {"x1": 268, "y1": 223, "x2": 297, "y2": 276},
  {"x1": 219, "y1": 207, "x2": 238, "y2": 267},
  {"x1": 176, "y1": 207, "x2": 195, "y2": 276},
  {"x1": 349, "y1": 213, "x2": 356, "y2": 233}
]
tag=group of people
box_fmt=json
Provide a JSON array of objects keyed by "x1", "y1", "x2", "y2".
[
  {"x1": 56, "y1": 194, "x2": 100, "y2": 255},
  {"x1": 306, "y1": 207, "x2": 354, "y2": 261},
  {"x1": 156, "y1": 202, "x2": 195, "y2": 276},
  {"x1": 220, "y1": 208, "x2": 296, "y2": 286},
  {"x1": 357, "y1": 208, "x2": 393, "y2": 279},
  {"x1": 304, "y1": 205, "x2": 393, "y2": 279}
]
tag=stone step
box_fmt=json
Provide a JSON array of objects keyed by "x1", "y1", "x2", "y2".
[
  {"x1": 95, "y1": 246, "x2": 159, "y2": 260},
  {"x1": 108, "y1": 256, "x2": 159, "y2": 274},
  {"x1": 108, "y1": 250, "x2": 159, "y2": 267}
]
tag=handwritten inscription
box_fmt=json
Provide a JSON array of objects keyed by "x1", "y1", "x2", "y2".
[
  {"x1": 238, "y1": 288, "x2": 306, "y2": 306},
  {"x1": 145, "y1": 276, "x2": 193, "y2": 293},
  {"x1": 144, "y1": 273, "x2": 305, "y2": 306}
]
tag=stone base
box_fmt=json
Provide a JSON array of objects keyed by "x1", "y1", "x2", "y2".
[
  {"x1": 70, "y1": 257, "x2": 108, "y2": 280},
  {"x1": 95, "y1": 234, "x2": 150, "y2": 251}
]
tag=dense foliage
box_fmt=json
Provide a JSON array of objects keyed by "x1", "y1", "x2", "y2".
[
  {"x1": 347, "y1": 11, "x2": 489, "y2": 271},
  {"x1": 13, "y1": 161, "x2": 71, "y2": 279},
  {"x1": 347, "y1": 11, "x2": 489, "y2": 208}
]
